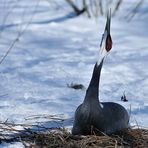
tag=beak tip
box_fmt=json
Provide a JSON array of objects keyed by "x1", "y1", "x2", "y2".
[{"x1": 105, "y1": 9, "x2": 111, "y2": 34}]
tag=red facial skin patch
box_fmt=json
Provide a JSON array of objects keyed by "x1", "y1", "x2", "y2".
[{"x1": 106, "y1": 35, "x2": 112, "y2": 52}]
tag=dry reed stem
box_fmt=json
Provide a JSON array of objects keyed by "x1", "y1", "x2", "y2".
[{"x1": 0, "y1": 119, "x2": 148, "y2": 147}]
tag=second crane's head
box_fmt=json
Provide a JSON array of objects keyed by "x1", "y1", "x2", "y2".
[{"x1": 97, "y1": 11, "x2": 112, "y2": 66}]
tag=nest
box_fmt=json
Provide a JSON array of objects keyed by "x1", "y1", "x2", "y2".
[
  {"x1": 0, "y1": 117, "x2": 148, "y2": 147},
  {"x1": 23, "y1": 129, "x2": 148, "y2": 148},
  {"x1": 17, "y1": 128, "x2": 148, "y2": 147}
]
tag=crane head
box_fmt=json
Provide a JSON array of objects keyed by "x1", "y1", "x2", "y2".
[{"x1": 97, "y1": 10, "x2": 112, "y2": 66}]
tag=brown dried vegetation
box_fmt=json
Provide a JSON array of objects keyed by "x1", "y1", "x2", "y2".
[{"x1": 23, "y1": 128, "x2": 148, "y2": 148}]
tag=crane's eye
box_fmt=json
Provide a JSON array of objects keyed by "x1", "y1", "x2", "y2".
[{"x1": 106, "y1": 35, "x2": 112, "y2": 52}]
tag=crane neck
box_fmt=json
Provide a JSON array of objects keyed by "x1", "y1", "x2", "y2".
[{"x1": 84, "y1": 59, "x2": 104, "y2": 103}]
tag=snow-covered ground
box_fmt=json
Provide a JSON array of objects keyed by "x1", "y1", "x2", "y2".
[{"x1": 0, "y1": 0, "x2": 148, "y2": 146}]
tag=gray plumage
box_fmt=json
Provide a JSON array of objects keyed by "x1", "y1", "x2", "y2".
[
  {"x1": 72, "y1": 62, "x2": 129, "y2": 135},
  {"x1": 72, "y1": 12, "x2": 129, "y2": 135}
]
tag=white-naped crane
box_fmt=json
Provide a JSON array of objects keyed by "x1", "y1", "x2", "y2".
[{"x1": 72, "y1": 11, "x2": 129, "y2": 135}]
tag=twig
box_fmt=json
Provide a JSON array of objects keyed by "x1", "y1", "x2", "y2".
[
  {"x1": 112, "y1": 0, "x2": 123, "y2": 16},
  {"x1": 0, "y1": 38, "x2": 18, "y2": 65},
  {"x1": 65, "y1": 0, "x2": 86, "y2": 16},
  {"x1": 0, "y1": 0, "x2": 40, "y2": 65},
  {"x1": 25, "y1": 114, "x2": 65, "y2": 121},
  {"x1": 126, "y1": 0, "x2": 144, "y2": 21},
  {"x1": 0, "y1": 0, "x2": 21, "y2": 37},
  {"x1": 99, "y1": 0, "x2": 103, "y2": 15}
]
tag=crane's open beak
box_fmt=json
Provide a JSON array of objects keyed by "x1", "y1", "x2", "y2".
[
  {"x1": 104, "y1": 10, "x2": 112, "y2": 52},
  {"x1": 105, "y1": 10, "x2": 111, "y2": 37},
  {"x1": 100, "y1": 10, "x2": 112, "y2": 52},
  {"x1": 97, "y1": 10, "x2": 112, "y2": 66}
]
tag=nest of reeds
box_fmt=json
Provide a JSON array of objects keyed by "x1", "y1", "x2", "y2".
[
  {"x1": 0, "y1": 116, "x2": 148, "y2": 148},
  {"x1": 21, "y1": 128, "x2": 147, "y2": 148}
]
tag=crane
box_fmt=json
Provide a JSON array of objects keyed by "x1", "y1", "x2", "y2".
[{"x1": 72, "y1": 11, "x2": 129, "y2": 135}]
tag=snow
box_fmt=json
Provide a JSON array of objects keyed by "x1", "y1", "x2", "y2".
[
  {"x1": 0, "y1": 142, "x2": 24, "y2": 148},
  {"x1": 0, "y1": 0, "x2": 148, "y2": 146}
]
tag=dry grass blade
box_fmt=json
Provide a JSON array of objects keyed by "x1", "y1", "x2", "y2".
[
  {"x1": 0, "y1": 116, "x2": 148, "y2": 147},
  {"x1": 0, "y1": 121, "x2": 148, "y2": 148},
  {"x1": 25, "y1": 114, "x2": 65, "y2": 121}
]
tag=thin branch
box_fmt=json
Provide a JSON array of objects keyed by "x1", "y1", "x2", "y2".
[
  {"x1": 0, "y1": 0, "x2": 21, "y2": 38},
  {"x1": 65, "y1": 0, "x2": 81, "y2": 14},
  {"x1": 112, "y1": 0, "x2": 123, "y2": 16},
  {"x1": 99, "y1": 0, "x2": 103, "y2": 15},
  {"x1": 65, "y1": 0, "x2": 86, "y2": 15},
  {"x1": 83, "y1": 0, "x2": 91, "y2": 17},
  {"x1": 0, "y1": 0, "x2": 40, "y2": 65},
  {"x1": 126, "y1": 0, "x2": 144, "y2": 21}
]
